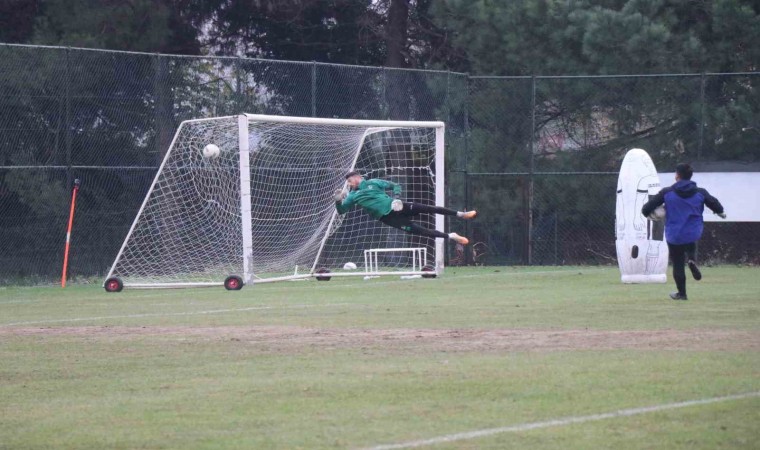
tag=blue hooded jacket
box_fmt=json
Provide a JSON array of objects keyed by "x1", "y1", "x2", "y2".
[{"x1": 642, "y1": 179, "x2": 724, "y2": 245}]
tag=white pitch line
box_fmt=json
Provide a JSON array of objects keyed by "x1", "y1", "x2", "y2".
[
  {"x1": 362, "y1": 391, "x2": 760, "y2": 450},
  {"x1": 0, "y1": 302, "x2": 354, "y2": 327},
  {"x1": 268, "y1": 268, "x2": 610, "y2": 290}
]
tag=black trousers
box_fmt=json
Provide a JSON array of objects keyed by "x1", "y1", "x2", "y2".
[
  {"x1": 379, "y1": 202, "x2": 457, "y2": 239},
  {"x1": 668, "y1": 242, "x2": 696, "y2": 296}
]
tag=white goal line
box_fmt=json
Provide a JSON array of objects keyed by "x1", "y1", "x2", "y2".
[{"x1": 361, "y1": 391, "x2": 760, "y2": 450}]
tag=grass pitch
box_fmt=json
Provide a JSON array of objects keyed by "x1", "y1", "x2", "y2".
[{"x1": 1, "y1": 266, "x2": 758, "y2": 449}]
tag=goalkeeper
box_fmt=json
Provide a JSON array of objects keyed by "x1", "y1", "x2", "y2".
[{"x1": 334, "y1": 171, "x2": 476, "y2": 245}]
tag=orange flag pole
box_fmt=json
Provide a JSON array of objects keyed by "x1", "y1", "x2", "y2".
[{"x1": 61, "y1": 179, "x2": 81, "y2": 288}]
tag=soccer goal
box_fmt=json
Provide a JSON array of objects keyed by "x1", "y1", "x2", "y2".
[{"x1": 104, "y1": 114, "x2": 445, "y2": 291}]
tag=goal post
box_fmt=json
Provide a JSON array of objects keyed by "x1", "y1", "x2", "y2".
[{"x1": 104, "y1": 114, "x2": 445, "y2": 290}]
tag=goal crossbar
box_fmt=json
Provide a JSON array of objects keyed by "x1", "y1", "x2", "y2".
[{"x1": 245, "y1": 113, "x2": 444, "y2": 129}]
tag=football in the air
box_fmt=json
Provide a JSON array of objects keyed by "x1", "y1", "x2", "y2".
[
  {"x1": 343, "y1": 262, "x2": 357, "y2": 270},
  {"x1": 648, "y1": 205, "x2": 666, "y2": 221},
  {"x1": 203, "y1": 144, "x2": 220, "y2": 159}
]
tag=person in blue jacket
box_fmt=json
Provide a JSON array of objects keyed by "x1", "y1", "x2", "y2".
[{"x1": 642, "y1": 163, "x2": 726, "y2": 300}]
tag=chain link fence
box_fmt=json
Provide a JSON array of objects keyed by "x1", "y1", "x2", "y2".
[{"x1": 1, "y1": 44, "x2": 758, "y2": 283}]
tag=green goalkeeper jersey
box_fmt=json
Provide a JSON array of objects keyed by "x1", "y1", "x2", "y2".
[{"x1": 335, "y1": 179, "x2": 401, "y2": 219}]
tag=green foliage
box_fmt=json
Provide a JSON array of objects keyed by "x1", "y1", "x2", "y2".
[
  {"x1": 32, "y1": 0, "x2": 199, "y2": 54},
  {"x1": 435, "y1": 0, "x2": 760, "y2": 75},
  {"x1": 432, "y1": 2, "x2": 758, "y2": 264},
  {"x1": 0, "y1": 0, "x2": 39, "y2": 43}
]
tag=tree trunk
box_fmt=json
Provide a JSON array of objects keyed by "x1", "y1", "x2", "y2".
[
  {"x1": 385, "y1": 0, "x2": 409, "y2": 69},
  {"x1": 384, "y1": 0, "x2": 410, "y2": 120}
]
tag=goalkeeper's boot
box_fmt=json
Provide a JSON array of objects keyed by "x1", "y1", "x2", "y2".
[
  {"x1": 459, "y1": 210, "x2": 478, "y2": 220},
  {"x1": 448, "y1": 233, "x2": 470, "y2": 245},
  {"x1": 687, "y1": 260, "x2": 702, "y2": 281},
  {"x1": 669, "y1": 292, "x2": 688, "y2": 301}
]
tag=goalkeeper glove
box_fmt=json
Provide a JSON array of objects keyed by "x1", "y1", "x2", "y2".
[
  {"x1": 717, "y1": 212, "x2": 727, "y2": 219},
  {"x1": 333, "y1": 188, "x2": 347, "y2": 202},
  {"x1": 391, "y1": 199, "x2": 403, "y2": 211}
]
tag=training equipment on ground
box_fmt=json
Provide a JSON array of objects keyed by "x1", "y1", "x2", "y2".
[
  {"x1": 202, "y1": 143, "x2": 220, "y2": 159},
  {"x1": 615, "y1": 148, "x2": 668, "y2": 284},
  {"x1": 104, "y1": 114, "x2": 445, "y2": 290},
  {"x1": 343, "y1": 262, "x2": 357, "y2": 270},
  {"x1": 61, "y1": 178, "x2": 81, "y2": 288},
  {"x1": 364, "y1": 247, "x2": 428, "y2": 278}
]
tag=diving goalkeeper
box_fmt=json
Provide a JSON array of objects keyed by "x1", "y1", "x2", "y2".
[{"x1": 334, "y1": 171, "x2": 476, "y2": 245}]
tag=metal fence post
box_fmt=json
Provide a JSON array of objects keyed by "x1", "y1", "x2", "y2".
[
  {"x1": 444, "y1": 70, "x2": 451, "y2": 265},
  {"x1": 153, "y1": 53, "x2": 161, "y2": 160},
  {"x1": 65, "y1": 47, "x2": 72, "y2": 189},
  {"x1": 311, "y1": 61, "x2": 317, "y2": 117},
  {"x1": 527, "y1": 76, "x2": 536, "y2": 265},
  {"x1": 554, "y1": 211, "x2": 559, "y2": 265},
  {"x1": 382, "y1": 67, "x2": 388, "y2": 119},
  {"x1": 153, "y1": 53, "x2": 172, "y2": 164},
  {"x1": 236, "y1": 56, "x2": 244, "y2": 112},
  {"x1": 698, "y1": 72, "x2": 706, "y2": 160},
  {"x1": 463, "y1": 74, "x2": 472, "y2": 265}
]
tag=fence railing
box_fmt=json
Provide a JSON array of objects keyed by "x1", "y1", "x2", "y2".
[{"x1": 1, "y1": 43, "x2": 758, "y2": 283}]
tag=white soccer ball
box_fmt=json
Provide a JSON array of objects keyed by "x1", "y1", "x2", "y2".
[
  {"x1": 202, "y1": 144, "x2": 220, "y2": 159},
  {"x1": 648, "y1": 205, "x2": 666, "y2": 222},
  {"x1": 343, "y1": 262, "x2": 357, "y2": 270}
]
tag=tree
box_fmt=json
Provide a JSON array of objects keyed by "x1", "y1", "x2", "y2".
[
  {"x1": 32, "y1": 0, "x2": 199, "y2": 54},
  {"x1": 0, "y1": 0, "x2": 206, "y2": 279},
  {"x1": 432, "y1": 0, "x2": 759, "y2": 263},
  {"x1": 0, "y1": 0, "x2": 39, "y2": 43},
  {"x1": 434, "y1": 0, "x2": 760, "y2": 76},
  {"x1": 190, "y1": 0, "x2": 383, "y2": 63}
]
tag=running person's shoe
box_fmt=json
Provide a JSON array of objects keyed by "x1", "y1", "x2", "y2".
[
  {"x1": 669, "y1": 292, "x2": 688, "y2": 300},
  {"x1": 687, "y1": 260, "x2": 702, "y2": 281}
]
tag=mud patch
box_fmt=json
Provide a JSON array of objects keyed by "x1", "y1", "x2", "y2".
[{"x1": 2, "y1": 326, "x2": 757, "y2": 353}]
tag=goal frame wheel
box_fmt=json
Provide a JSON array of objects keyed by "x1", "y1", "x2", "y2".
[
  {"x1": 104, "y1": 277, "x2": 124, "y2": 292},
  {"x1": 224, "y1": 275, "x2": 244, "y2": 290},
  {"x1": 315, "y1": 267, "x2": 332, "y2": 281}
]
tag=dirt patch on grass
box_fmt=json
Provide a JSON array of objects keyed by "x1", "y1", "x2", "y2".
[{"x1": 2, "y1": 326, "x2": 758, "y2": 353}]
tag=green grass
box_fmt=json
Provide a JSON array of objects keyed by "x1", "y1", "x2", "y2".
[{"x1": 1, "y1": 266, "x2": 758, "y2": 449}]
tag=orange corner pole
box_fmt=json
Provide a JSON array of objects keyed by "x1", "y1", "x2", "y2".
[{"x1": 61, "y1": 179, "x2": 81, "y2": 288}]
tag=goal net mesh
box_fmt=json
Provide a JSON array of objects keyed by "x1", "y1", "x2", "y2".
[{"x1": 107, "y1": 116, "x2": 440, "y2": 285}]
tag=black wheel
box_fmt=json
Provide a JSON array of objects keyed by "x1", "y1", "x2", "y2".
[
  {"x1": 421, "y1": 265, "x2": 437, "y2": 279},
  {"x1": 315, "y1": 267, "x2": 332, "y2": 281},
  {"x1": 224, "y1": 275, "x2": 244, "y2": 290},
  {"x1": 104, "y1": 277, "x2": 123, "y2": 292}
]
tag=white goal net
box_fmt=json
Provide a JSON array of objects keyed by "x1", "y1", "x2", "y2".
[{"x1": 105, "y1": 114, "x2": 445, "y2": 289}]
